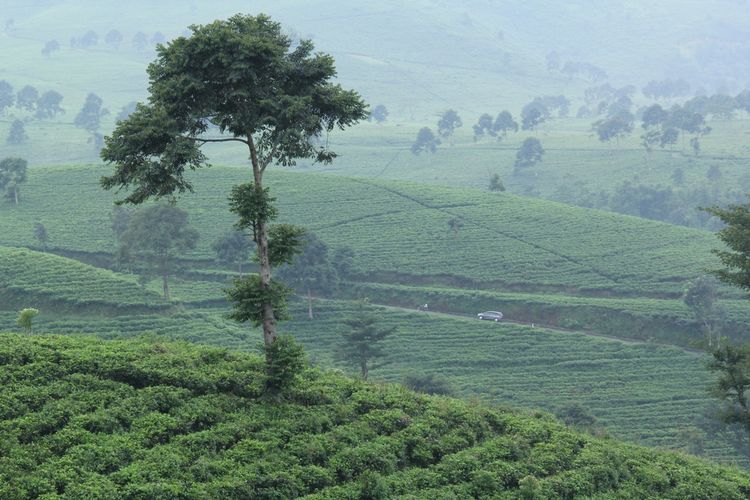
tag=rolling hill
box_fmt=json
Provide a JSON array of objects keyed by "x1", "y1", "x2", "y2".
[{"x1": 1, "y1": 333, "x2": 749, "y2": 498}]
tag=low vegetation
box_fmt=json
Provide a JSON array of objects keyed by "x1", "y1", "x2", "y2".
[{"x1": 2, "y1": 334, "x2": 749, "y2": 498}]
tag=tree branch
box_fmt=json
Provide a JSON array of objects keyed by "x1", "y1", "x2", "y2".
[{"x1": 182, "y1": 135, "x2": 249, "y2": 145}]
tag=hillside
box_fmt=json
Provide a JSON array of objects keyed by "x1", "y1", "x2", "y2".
[
  {"x1": 1, "y1": 334, "x2": 749, "y2": 498},
  {"x1": 0, "y1": 246, "x2": 166, "y2": 313},
  {"x1": 0, "y1": 166, "x2": 725, "y2": 296}
]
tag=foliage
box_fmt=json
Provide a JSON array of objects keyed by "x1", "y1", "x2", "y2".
[
  {"x1": 703, "y1": 201, "x2": 750, "y2": 292},
  {"x1": 33, "y1": 222, "x2": 48, "y2": 250},
  {"x1": 16, "y1": 307, "x2": 38, "y2": 333},
  {"x1": 514, "y1": 137, "x2": 544, "y2": 169},
  {"x1": 225, "y1": 275, "x2": 292, "y2": 326},
  {"x1": 277, "y1": 232, "x2": 337, "y2": 318},
  {"x1": 1, "y1": 334, "x2": 749, "y2": 498},
  {"x1": 370, "y1": 104, "x2": 388, "y2": 123},
  {"x1": 99, "y1": 14, "x2": 366, "y2": 345},
  {"x1": 592, "y1": 110, "x2": 634, "y2": 143},
  {"x1": 41, "y1": 39, "x2": 60, "y2": 57},
  {"x1": 338, "y1": 305, "x2": 396, "y2": 379},
  {"x1": 436, "y1": 109, "x2": 462, "y2": 140},
  {"x1": 555, "y1": 402, "x2": 597, "y2": 430},
  {"x1": 213, "y1": 230, "x2": 253, "y2": 275},
  {"x1": 118, "y1": 204, "x2": 199, "y2": 300},
  {"x1": 472, "y1": 113, "x2": 494, "y2": 140},
  {"x1": 708, "y1": 343, "x2": 750, "y2": 457},
  {"x1": 74, "y1": 93, "x2": 107, "y2": 133},
  {"x1": 403, "y1": 373, "x2": 455, "y2": 396},
  {"x1": 411, "y1": 127, "x2": 440, "y2": 155},
  {"x1": 0, "y1": 80, "x2": 13, "y2": 112},
  {"x1": 492, "y1": 110, "x2": 518, "y2": 138},
  {"x1": 7, "y1": 119, "x2": 27, "y2": 145},
  {"x1": 263, "y1": 334, "x2": 306, "y2": 394},
  {"x1": 35, "y1": 90, "x2": 64, "y2": 119},
  {"x1": 488, "y1": 173, "x2": 505, "y2": 192},
  {"x1": 0, "y1": 246, "x2": 166, "y2": 311},
  {"x1": 0, "y1": 157, "x2": 27, "y2": 204},
  {"x1": 683, "y1": 275, "x2": 724, "y2": 346},
  {"x1": 16, "y1": 85, "x2": 38, "y2": 112},
  {"x1": 105, "y1": 29, "x2": 123, "y2": 49}
]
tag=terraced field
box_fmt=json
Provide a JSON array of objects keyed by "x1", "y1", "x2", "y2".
[
  {"x1": 0, "y1": 166, "x2": 725, "y2": 297},
  {"x1": 0, "y1": 246, "x2": 166, "y2": 312}
]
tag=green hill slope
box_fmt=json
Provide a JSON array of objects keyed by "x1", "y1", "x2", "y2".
[
  {"x1": 1, "y1": 334, "x2": 749, "y2": 498},
  {"x1": 0, "y1": 246, "x2": 166, "y2": 313},
  {"x1": 0, "y1": 166, "x2": 724, "y2": 296}
]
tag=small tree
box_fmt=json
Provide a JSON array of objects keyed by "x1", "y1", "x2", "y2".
[
  {"x1": 17, "y1": 308, "x2": 39, "y2": 333},
  {"x1": 75, "y1": 93, "x2": 108, "y2": 134},
  {"x1": 7, "y1": 119, "x2": 27, "y2": 145},
  {"x1": 333, "y1": 246, "x2": 355, "y2": 280},
  {"x1": 35, "y1": 91, "x2": 64, "y2": 120},
  {"x1": 118, "y1": 204, "x2": 199, "y2": 300},
  {"x1": 16, "y1": 85, "x2": 38, "y2": 112},
  {"x1": 514, "y1": 137, "x2": 544, "y2": 170},
  {"x1": 105, "y1": 29, "x2": 123, "y2": 49},
  {"x1": 684, "y1": 275, "x2": 723, "y2": 347},
  {"x1": 132, "y1": 31, "x2": 148, "y2": 51},
  {"x1": 369, "y1": 104, "x2": 388, "y2": 124},
  {"x1": 34, "y1": 222, "x2": 48, "y2": 250},
  {"x1": 488, "y1": 173, "x2": 505, "y2": 192},
  {"x1": 110, "y1": 205, "x2": 132, "y2": 241},
  {"x1": 521, "y1": 100, "x2": 549, "y2": 131},
  {"x1": 338, "y1": 304, "x2": 396, "y2": 379},
  {"x1": 0, "y1": 80, "x2": 13, "y2": 113},
  {"x1": 403, "y1": 373, "x2": 455, "y2": 396},
  {"x1": 0, "y1": 157, "x2": 28, "y2": 205},
  {"x1": 41, "y1": 40, "x2": 60, "y2": 57},
  {"x1": 473, "y1": 113, "x2": 494, "y2": 141},
  {"x1": 492, "y1": 110, "x2": 518, "y2": 139},
  {"x1": 79, "y1": 30, "x2": 98, "y2": 47},
  {"x1": 437, "y1": 109, "x2": 462, "y2": 143},
  {"x1": 592, "y1": 110, "x2": 634, "y2": 146},
  {"x1": 213, "y1": 230, "x2": 253, "y2": 276},
  {"x1": 277, "y1": 232, "x2": 336, "y2": 319},
  {"x1": 411, "y1": 127, "x2": 440, "y2": 155}
]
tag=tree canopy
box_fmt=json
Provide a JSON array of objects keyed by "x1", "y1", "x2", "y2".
[{"x1": 0, "y1": 157, "x2": 28, "y2": 205}]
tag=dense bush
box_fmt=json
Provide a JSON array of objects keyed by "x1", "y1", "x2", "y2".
[{"x1": 1, "y1": 334, "x2": 749, "y2": 498}]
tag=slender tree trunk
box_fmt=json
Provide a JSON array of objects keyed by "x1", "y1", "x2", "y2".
[
  {"x1": 162, "y1": 272, "x2": 170, "y2": 301},
  {"x1": 248, "y1": 136, "x2": 277, "y2": 346},
  {"x1": 361, "y1": 357, "x2": 368, "y2": 380},
  {"x1": 307, "y1": 285, "x2": 313, "y2": 320},
  {"x1": 13, "y1": 186, "x2": 18, "y2": 206}
]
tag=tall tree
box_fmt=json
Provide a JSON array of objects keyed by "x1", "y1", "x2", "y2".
[
  {"x1": 703, "y1": 199, "x2": 750, "y2": 456},
  {"x1": 35, "y1": 91, "x2": 64, "y2": 119},
  {"x1": 101, "y1": 14, "x2": 367, "y2": 346},
  {"x1": 338, "y1": 305, "x2": 396, "y2": 380},
  {"x1": 277, "y1": 233, "x2": 336, "y2": 319},
  {"x1": 437, "y1": 109, "x2": 462, "y2": 143},
  {"x1": 7, "y1": 120, "x2": 27, "y2": 145},
  {"x1": 592, "y1": 110, "x2": 634, "y2": 146},
  {"x1": 118, "y1": 204, "x2": 199, "y2": 300},
  {"x1": 0, "y1": 157, "x2": 27, "y2": 205},
  {"x1": 79, "y1": 30, "x2": 98, "y2": 47}
]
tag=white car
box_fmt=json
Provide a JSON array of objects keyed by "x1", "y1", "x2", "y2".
[{"x1": 477, "y1": 311, "x2": 503, "y2": 322}]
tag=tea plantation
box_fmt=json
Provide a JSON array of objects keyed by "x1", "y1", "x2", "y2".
[{"x1": 2, "y1": 334, "x2": 749, "y2": 499}]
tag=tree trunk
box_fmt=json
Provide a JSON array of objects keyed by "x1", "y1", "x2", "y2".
[
  {"x1": 307, "y1": 285, "x2": 313, "y2": 320},
  {"x1": 13, "y1": 186, "x2": 18, "y2": 206},
  {"x1": 249, "y1": 136, "x2": 277, "y2": 346},
  {"x1": 162, "y1": 272, "x2": 170, "y2": 301},
  {"x1": 361, "y1": 357, "x2": 368, "y2": 380}
]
